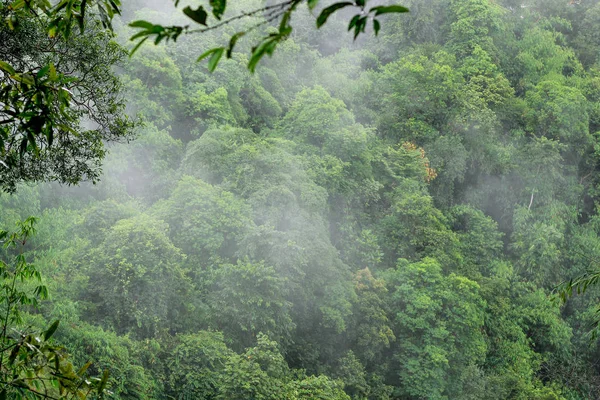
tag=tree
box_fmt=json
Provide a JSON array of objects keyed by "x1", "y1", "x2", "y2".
[
  {"x1": 383, "y1": 258, "x2": 486, "y2": 399},
  {"x1": 83, "y1": 214, "x2": 190, "y2": 338},
  {"x1": 0, "y1": 218, "x2": 109, "y2": 399},
  {"x1": 0, "y1": 4, "x2": 134, "y2": 192}
]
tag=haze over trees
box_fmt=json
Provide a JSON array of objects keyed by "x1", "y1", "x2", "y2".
[{"x1": 4, "y1": 0, "x2": 600, "y2": 398}]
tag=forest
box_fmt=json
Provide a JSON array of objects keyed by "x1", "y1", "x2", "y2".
[{"x1": 3, "y1": 0, "x2": 600, "y2": 398}]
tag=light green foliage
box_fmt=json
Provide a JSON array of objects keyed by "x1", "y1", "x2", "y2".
[
  {"x1": 516, "y1": 25, "x2": 582, "y2": 89},
  {"x1": 182, "y1": 86, "x2": 237, "y2": 135},
  {"x1": 449, "y1": 205, "x2": 504, "y2": 279},
  {"x1": 205, "y1": 260, "x2": 294, "y2": 349},
  {"x1": 373, "y1": 49, "x2": 463, "y2": 142},
  {"x1": 350, "y1": 269, "x2": 394, "y2": 366},
  {"x1": 280, "y1": 86, "x2": 355, "y2": 147},
  {"x1": 83, "y1": 214, "x2": 190, "y2": 338},
  {"x1": 166, "y1": 331, "x2": 233, "y2": 399},
  {"x1": 152, "y1": 176, "x2": 252, "y2": 267},
  {"x1": 525, "y1": 80, "x2": 591, "y2": 150},
  {"x1": 379, "y1": 180, "x2": 461, "y2": 267},
  {"x1": 448, "y1": 0, "x2": 503, "y2": 55},
  {"x1": 384, "y1": 258, "x2": 486, "y2": 399},
  {"x1": 0, "y1": 219, "x2": 109, "y2": 399}
]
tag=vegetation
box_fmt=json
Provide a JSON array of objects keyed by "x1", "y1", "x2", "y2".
[{"x1": 5, "y1": 0, "x2": 600, "y2": 398}]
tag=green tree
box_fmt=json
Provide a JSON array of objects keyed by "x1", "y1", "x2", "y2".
[
  {"x1": 83, "y1": 214, "x2": 190, "y2": 338},
  {"x1": 0, "y1": 5, "x2": 134, "y2": 192},
  {"x1": 0, "y1": 218, "x2": 109, "y2": 399}
]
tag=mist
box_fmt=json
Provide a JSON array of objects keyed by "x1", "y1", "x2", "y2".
[{"x1": 3, "y1": 0, "x2": 600, "y2": 398}]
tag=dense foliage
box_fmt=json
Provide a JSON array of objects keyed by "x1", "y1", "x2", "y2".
[{"x1": 5, "y1": 0, "x2": 600, "y2": 398}]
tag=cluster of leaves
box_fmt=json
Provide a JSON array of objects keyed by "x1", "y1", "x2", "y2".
[
  {"x1": 127, "y1": 0, "x2": 409, "y2": 72},
  {"x1": 0, "y1": 218, "x2": 108, "y2": 399},
  {"x1": 0, "y1": 0, "x2": 134, "y2": 192}
]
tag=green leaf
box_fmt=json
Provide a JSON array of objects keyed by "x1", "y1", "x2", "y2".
[
  {"x1": 0, "y1": 61, "x2": 16, "y2": 75},
  {"x1": 210, "y1": 0, "x2": 226, "y2": 20},
  {"x1": 373, "y1": 18, "x2": 381, "y2": 35},
  {"x1": 348, "y1": 14, "x2": 360, "y2": 31},
  {"x1": 37, "y1": 65, "x2": 50, "y2": 79},
  {"x1": 19, "y1": 138, "x2": 27, "y2": 157},
  {"x1": 98, "y1": 369, "x2": 110, "y2": 394},
  {"x1": 316, "y1": 2, "x2": 353, "y2": 28},
  {"x1": 227, "y1": 31, "x2": 245, "y2": 58},
  {"x1": 128, "y1": 20, "x2": 154, "y2": 29},
  {"x1": 130, "y1": 37, "x2": 149, "y2": 56},
  {"x1": 307, "y1": 0, "x2": 319, "y2": 10},
  {"x1": 197, "y1": 47, "x2": 225, "y2": 72},
  {"x1": 78, "y1": 0, "x2": 87, "y2": 33},
  {"x1": 183, "y1": 5, "x2": 208, "y2": 26},
  {"x1": 44, "y1": 320, "x2": 60, "y2": 340},
  {"x1": 77, "y1": 361, "x2": 92, "y2": 376},
  {"x1": 207, "y1": 47, "x2": 224, "y2": 72},
  {"x1": 370, "y1": 5, "x2": 409, "y2": 16},
  {"x1": 248, "y1": 38, "x2": 278, "y2": 73}
]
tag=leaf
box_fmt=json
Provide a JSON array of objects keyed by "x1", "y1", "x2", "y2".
[
  {"x1": 197, "y1": 47, "x2": 225, "y2": 72},
  {"x1": 210, "y1": 0, "x2": 226, "y2": 20},
  {"x1": 370, "y1": 5, "x2": 409, "y2": 16},
  {"x1": 373, "y1": 18, "x2": 381, "y2": 35},
  {"x1": 227, "y1": 32, "x2": 245, "y2": 58},
  {"x1": 348, "y1": 14, "x2": 360, "y2": 31},
  {"x1": 0, "y1": 61, "x2": 16, "y2": 75},
  {"x1": 37, "y1": 65, "x2": 50, "y2": 79},
  {"x1": 44, "y1": 320, "x2": 60, "y2": 340},
  {"x1": 128, "y1": 20, "x2": 154, "y2": 29},
  {"x1": 352, "y1": 16, "x2": 367, "y2": 40},
  {"x1": 19, "y1": 138, "x2": 27, "y2": 157},
  {"x1": 316, "y1": 2, "x2": 353, "y2": 28},
  {"x1": 248, "y1": 38, "x2": 278, "y2": 73},
  {"x1": 207, "y1": 48, "x2": 224, "y2": 72},
  {"x1": 130, "y1": 37, "x2": 149, "y2": 56},
  {"x1": 280, "y1": 8, "x2": 293, "y2": 33},
  {"x1": 77, "y1": 361, "x2": 92, "y2": 376},
  {"x1": 8, "y1": 343, "x2": 21, "y2": 365},
  {"x1": 98, "y1": 369, "x2": 110, "y2": 394},
  {"x1": 183, "y1": 5, "x2": 208, "y2": 26},
  {"x1": 78, "y1": 0, "x2": 87, "y2": 33},
  {"x1": 307, "y1": 0, "x2": 319, "y2": 10}
]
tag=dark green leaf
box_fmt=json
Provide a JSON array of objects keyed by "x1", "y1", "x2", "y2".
[
  {"x1": 77, "y1": 361, "x2": 92, "y2": 376},
  {"x1": 370, "y1": 4, "x2": 409, "y2": 16},
  {"x1": 316, "y1": 2, "x2": 353, "y2": 28},
  {"x1": 227, "y1": 32, "x2": 245, "y2": 58},
  {"x1": 210, "y1": 0, "x2": 226, "y2": 20},
  {"x1": 348, "y1": 14, "x2": 360, "y2": 31},
  {"x1": 78, "y1": 0, "x2": 87, "y2": 32},
  {"x1": 373, "y1": 18, "x2": 380, "y2": 35},
  {"x1": 128, "y1": 20, "x2": 154, "y2": 29},
  {"x1": 197, "y1": 47, "x2": 221, "y2": 62},
  {"x1": 183, "y1": 5, "x2": 208, "y2": 25},
  {"x1": 98, "y1": 369, "x2": 110, "y2": 394},
  {"x1": 130, "y1": 37, "x2": 149, "y2": 56},
  {"x1": 36, "y1": 65, "x2": 50, "y2": 79},
  {"x1": 248, "y1": 38, "x2": 278, "y2": 73},
  {"x1": 44, "y1": 320, "x2": 60, "y2": 340},
  {"x1": 207, "y1": 47, "x2": 224, "y2": 72},
  {"x1": 0, "y1": 61, "x2": 16, "y2": 75}
]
